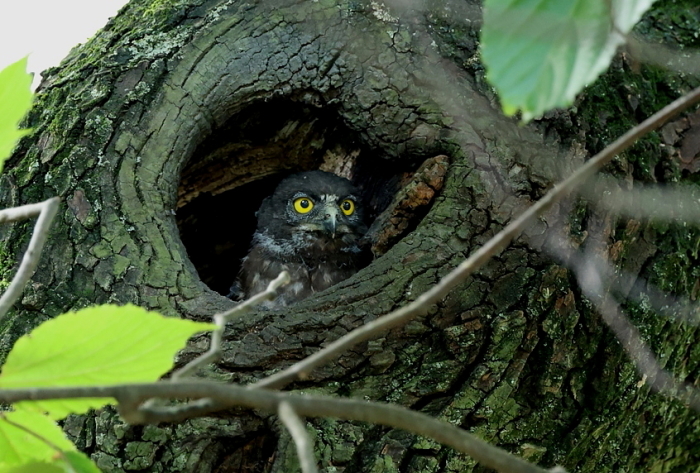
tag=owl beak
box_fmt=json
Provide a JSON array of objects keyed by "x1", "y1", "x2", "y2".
[{"x1": 322, "y1": 207, "x2": 338, "y2": 238}]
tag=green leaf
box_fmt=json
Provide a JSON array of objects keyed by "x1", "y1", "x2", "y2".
[
  {"x1": 0, "y1": 463, "x2": 64, "y2": 473},
  {"x1": 0, "y1": 57, "x2": 33, "y2": 170},
  {"x1": 57, "y1": 451, "x2": 101, "y2": 473},
  {"x1": 0, "y1": 410, "x2": 75, "y2": 467},
  {"x1": 481, "y1": 0, "x2": 656, "y2": 121},
  {"x1": 0, "y1": 453, "x2": 100, "y2": 473},
  {"x1": 0, "y1": 304, "x2": 215, "y2": 419}
]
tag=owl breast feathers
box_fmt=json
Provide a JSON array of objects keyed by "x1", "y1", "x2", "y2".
[{"x1": 235, "y1": 170, "x2": 368, "y2": 307}]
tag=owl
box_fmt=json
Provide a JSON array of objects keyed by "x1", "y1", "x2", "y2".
[{"x1": 234, "y1": 170, "x2": 368, "y2": 307}]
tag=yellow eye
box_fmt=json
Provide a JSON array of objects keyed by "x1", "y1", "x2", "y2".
[
  {"x1": 293, "y1": 197, "x2": 314, "y2": 214},
  {"x1": 340, "y1": 199, "x2": 355, "y2": 216}
]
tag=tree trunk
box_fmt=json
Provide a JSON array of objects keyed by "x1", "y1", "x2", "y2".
[{"x1": 1, "y1": 0, "x2": 699, "y2": 471}]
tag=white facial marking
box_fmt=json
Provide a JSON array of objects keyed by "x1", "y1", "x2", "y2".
[
  {"x1": 254, "y1": 232, "x2": 309, "y2": 254},
  {"x1": 320, "y1": 194, "x2": 339, "y2": 204},
  {"x1": 326, "y1": 206, "x2": 337, "y2": 229}
]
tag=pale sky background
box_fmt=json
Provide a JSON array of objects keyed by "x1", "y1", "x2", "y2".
[{"x1": 0, "y1": 0, "x2": 130, "y2": 87}]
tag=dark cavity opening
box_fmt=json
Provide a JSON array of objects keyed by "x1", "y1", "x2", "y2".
[{"x1": 176, "y1": 99, "x2": 402, "y2": 296}]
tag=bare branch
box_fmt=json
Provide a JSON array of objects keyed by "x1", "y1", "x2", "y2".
[
  {"x1": 0, "y1": 381, "x2": 558, "y2": 473},
  {"x1": 572, "y1": 252, "x2": 700, "y2": 411},
  {"x1": 582, "y1": 176, "x2": 700, "y2": 224},
  {"x1": 573, "y1": 244, "x2": 700, "y2": 326},
  {"x1": 172, "y1": 271, "x2": 290, "y2": 380},
  {"x1": 545, "y1": 218, "x2": 700, "y2": 326},
  {"x1": 597, "y1": 291, "x2": 700, "y2": 411},
  {"x1": 254, "y1": 86, "x2": 700, "y2": 391},
  {"x1": 628, "y1": 35, "x2": 700, "y2": 78},
  {"x1": 0, "y1": 197, "x2": 61, "y2": 321},
  {"x1": 546, "y1": 237, "x2": 700, "y2": 412},
  {"x1": 0, "y1": 201, "x2": 51, "y2": 224},
  {"x1": 279, "y1": 401, "x2": 319, "y2": 473},
  {"x1": 622, "y1": 275, "x2": 700, "y2": 326}
]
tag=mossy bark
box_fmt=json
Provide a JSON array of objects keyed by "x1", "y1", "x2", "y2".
[{"x1": 1, "y1": 0, "x2": 699, "y2": 472}]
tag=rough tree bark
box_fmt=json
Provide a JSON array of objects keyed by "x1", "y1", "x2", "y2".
[{"x1": 1, "y1": 0, "x2": 699, "y2": 472}]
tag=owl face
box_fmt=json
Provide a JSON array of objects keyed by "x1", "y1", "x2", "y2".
[
  {"x1": 286, "y1": 191, "x2": 361, "y2": 239},
  {"x1": 237, "y1": 170, "x2": 368, "y2": 305},
  {"x1": 255, "y1": 170, "x2": 367, "y2": 246}
]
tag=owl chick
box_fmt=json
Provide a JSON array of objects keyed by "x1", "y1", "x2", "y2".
[{"x1": 235, "y1": 170, "x2": 368, "y2": 307}]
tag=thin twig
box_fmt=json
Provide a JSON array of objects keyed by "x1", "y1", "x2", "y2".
[
  {"x1": 568, "y1": 244, "x2": 700, "y2": 326},
  {"x1": 596, "y1": 289, "x2": 700, "y2": 411},
  {"x1": 279, "y1": 401, "x2": 319, "y2": 473},
  {"x1": 628, "y1": 35, "x2": 700, "y2": 78},
  {"x1": 0, "y1": 381, "x2": 558, "y2": 473},
  {"x1": 0, "y1": 197, "x2": 60, "y2": 321},
  {"x1": 558, "y1": 246, "x2": 700, "y2": 411},
  {"x1": 172, "y1": 271, "x2": 290, "y2": 380},
  {"x1": 0, "y1": 201, "x2": 51, "y2": 224},
  {"x1": 622, "y1": 273, "x2": 700, "y2": 326},
  {"x1": 581, "y1": 176, "x2": 700, "y2": 224},
  {"x1": 253, "y1": 86, "x2": 700, "y2": 390}
]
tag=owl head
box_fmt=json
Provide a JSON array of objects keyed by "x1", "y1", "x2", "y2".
[{"x1": 255, "y1": 170, "x2": 367, "y2": 244}]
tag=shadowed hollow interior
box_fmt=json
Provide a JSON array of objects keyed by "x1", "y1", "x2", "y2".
[{"x1": 175, "y1": 99, "x2": 402, "y2": 295}]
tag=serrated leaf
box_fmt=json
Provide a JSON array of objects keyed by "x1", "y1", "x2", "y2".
[
  {"x1": 0, "y1": 410, "x2": 75, "y2": 467},
  {"x1": 0, "y1": 304, "x2": 215, "y2": 419},
  {"x1": 0, "y1": 57, "x2": 33, "y2": 170},
  {"x1": 481, "y1": 0, "x2": 657, "y2": 121}
]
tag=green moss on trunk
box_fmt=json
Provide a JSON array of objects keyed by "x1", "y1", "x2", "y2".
[{"x1": 0, "y1": 0, "x2": 698, "y2": 471}]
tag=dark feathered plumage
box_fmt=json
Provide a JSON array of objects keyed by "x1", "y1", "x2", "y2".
[{"x1": 235, "y1": 170, "x2": 367, "y2": 307}]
